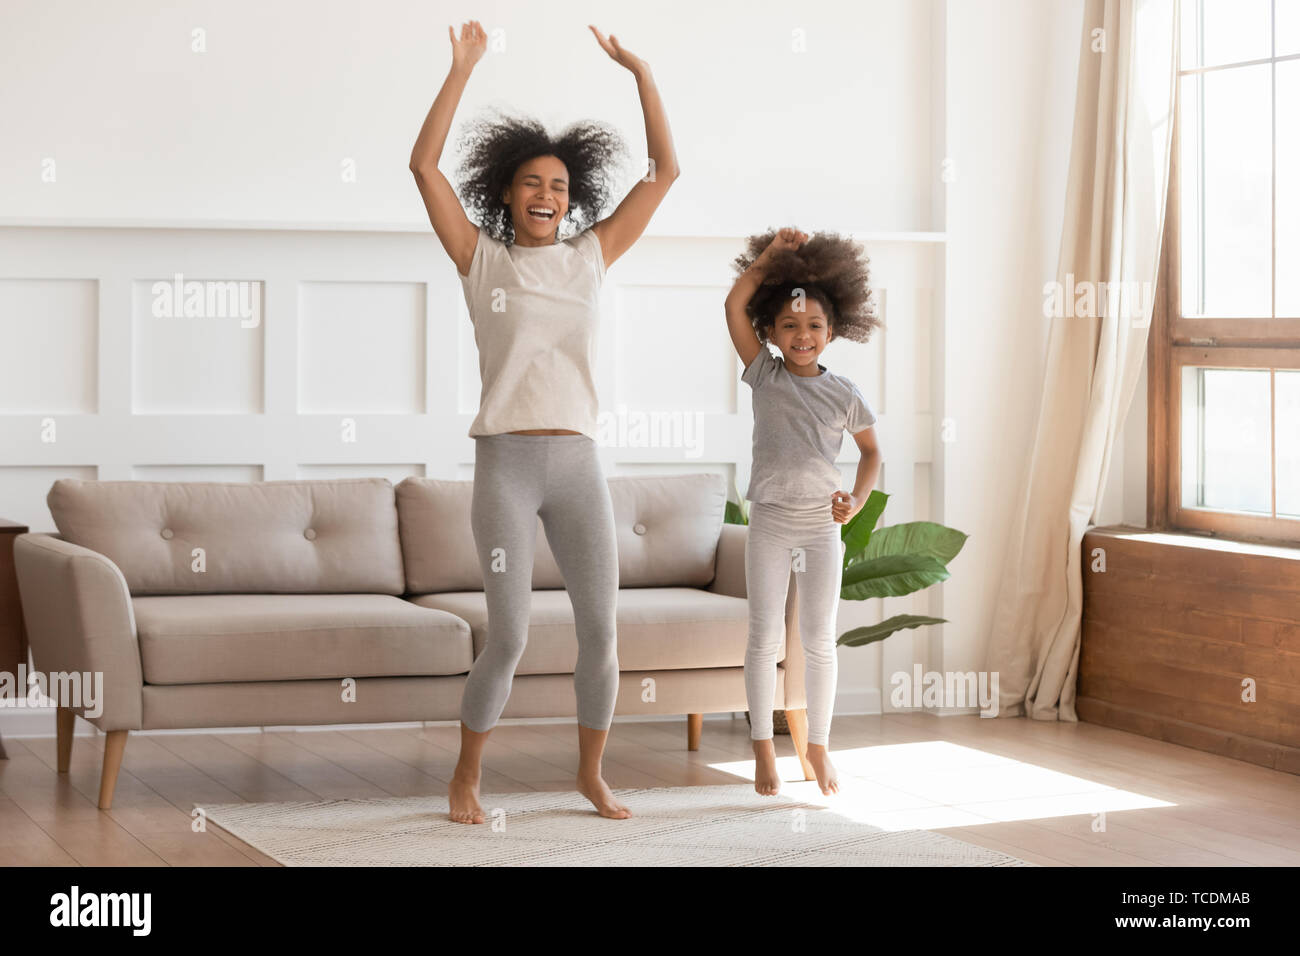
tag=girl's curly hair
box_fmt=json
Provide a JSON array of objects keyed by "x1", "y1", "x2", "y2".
[
  {"x1": 453, "y1": 107, "x2": 628, "y2": 243},
  {"x1": 731, "y1": 229, "x2": 882, "y2": 344}
]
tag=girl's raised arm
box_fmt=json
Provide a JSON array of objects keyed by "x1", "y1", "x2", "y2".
[
  {"x1": 725, "y1": 228, "x2": 807, "y2": 368},
  {"x1": 409, "y1": 20, "x2": 486, "y2": 277},
  {"x1": 587, "y1": 26, "x2": 680, "y2": 271}
]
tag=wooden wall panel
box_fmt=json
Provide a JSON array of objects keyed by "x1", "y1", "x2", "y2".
[{"x1": 1079, "y1": 525, "x2": 1300, "y2": 774}]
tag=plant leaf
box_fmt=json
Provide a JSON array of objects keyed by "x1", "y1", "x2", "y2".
[
  {"x1": 837, "y1": 614, "x2": 949, "y2": 647},
  {"x1": 841, "y1": 489, "x2": 888, "y2": 566},
  {"x1": 723, "y1": 499, "x2": 747, "y2": 526},
  {"x1": 858, "y1": 521, "x2": 968, "y2": 565},
  {"x1": 725, "y1": 475, "x2": 749, "y2": 525},
  {"x1": 840, "y1": 553, "x2": 950, "y2": 600}
]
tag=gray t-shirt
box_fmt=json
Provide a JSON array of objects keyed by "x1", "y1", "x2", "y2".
[{"x1": 741, "y1": 346, "x2": 877, "y2": 504}]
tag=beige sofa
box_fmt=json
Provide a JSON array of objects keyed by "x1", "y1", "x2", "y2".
[{"x1": 14, "y1": 473, "x2": 813, "y2": 809}]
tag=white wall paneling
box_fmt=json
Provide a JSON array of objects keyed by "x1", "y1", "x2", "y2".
[
  {"x1": 0, "y1": 226, "x2": 470, "y2": 508},
  {"x1": 0, "y1": 279, "x2": 98, "y2": 414},
  {"x1": 131, "y1": 278, "x2": 265, "y2": 415},
  {"x1": 0, "y1": 227, "x2": 940, "y2": 724}
]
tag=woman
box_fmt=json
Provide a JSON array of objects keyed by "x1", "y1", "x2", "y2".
[{"x1": 408, "y1": 21, "x2": 679, "y2": 823}]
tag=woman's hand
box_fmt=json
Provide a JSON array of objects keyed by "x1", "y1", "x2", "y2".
[
  {"x1": 830, "y1": 490, "x2": 860, "y2": 524},
  {"x1": 449, "y1": 20, "x2": 487, "y2": 73},
  {"x1": 589, "y1": 25, "x2": 648, "y2": 77}
]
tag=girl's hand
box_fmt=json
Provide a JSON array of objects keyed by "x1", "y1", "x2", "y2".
[
  {"x1": 589, "y1": 25, "x2": 648, "y2": 77},
  {"x1": 755, "y1": 227, "x2": 808, "y2": 268},
  {"x1": 449, "y1": 20, "x2": 487, "y2": 73},
  {"x1": 830, "y1": 490, "x2": 860, "y2": 524}
]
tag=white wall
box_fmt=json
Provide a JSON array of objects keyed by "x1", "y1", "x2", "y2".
[
  {"x1": 0, "y1": 0, "x2": 933, "y2": 235},
  {"x1": 939, "y1": 0, "x2": 1086, "y2": 687}
]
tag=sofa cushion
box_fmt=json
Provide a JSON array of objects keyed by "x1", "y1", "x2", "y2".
[
  {"x1": 133, "y1": 593, "x2": 471, "y2": 684},
  {"x1": 396, "y1": 472, "x2": 727, "y2": 594},
  {"x1": 408, "y1": 587, "x2": 769, "y2": 674},
  {"x1": 46, "y1": 478, "x2": 405, "y2": 595}
]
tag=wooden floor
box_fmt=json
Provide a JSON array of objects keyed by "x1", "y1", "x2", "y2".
[{"x1": 1, "y1": 712, "x2": 1298, "y2": 866}]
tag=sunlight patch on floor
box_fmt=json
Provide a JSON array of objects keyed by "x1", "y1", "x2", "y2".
[{"x1": 708, "y1": 740, "x2": 1174, "y2": 831}]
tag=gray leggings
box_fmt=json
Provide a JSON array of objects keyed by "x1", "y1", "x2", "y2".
[{"x1": 461, "y1": 433, "x2": 620, "y2": 733}]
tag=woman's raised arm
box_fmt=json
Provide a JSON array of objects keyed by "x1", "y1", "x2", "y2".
[
  {"x1": 409, "y1": 20, "x2": 485, "y2": 277},
  {"x1": 587, "y1": 26, "x2": 680, "y2": 271}
]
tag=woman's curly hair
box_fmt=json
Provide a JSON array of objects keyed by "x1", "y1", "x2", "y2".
[
  {"x1": 453, "y1": 107, "x2": 629, "y2": 243},
  {"x1": 731, "y1": 228, "x2": 882, "y2": 344}
]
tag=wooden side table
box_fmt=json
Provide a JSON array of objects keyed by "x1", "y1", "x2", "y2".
[{"x1": 0, "y1": 520, "x2": 31, "y2": 759}]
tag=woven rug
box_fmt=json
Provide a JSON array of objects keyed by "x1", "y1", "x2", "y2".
[{"x1": 201, "y1": 783, "x2": 1033, "y2": 866}]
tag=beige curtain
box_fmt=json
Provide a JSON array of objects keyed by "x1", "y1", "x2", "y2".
[{"x1": 986, "y1": 0, "x2": 1178, "y2": 721}]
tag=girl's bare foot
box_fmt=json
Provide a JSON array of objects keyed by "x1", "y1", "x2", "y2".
[
  {"x1": 805, "y1": 742, "x2": 839, "y2": 795},
  {"x1": 576, "y1": 773, "x2": 632, "y2": 819},
  {"x1": 752, "y1": 738, "x2": 781, "y2": 795},
  {"x1": 448, "y1": 769, "x2": 486, "y2": 824}
]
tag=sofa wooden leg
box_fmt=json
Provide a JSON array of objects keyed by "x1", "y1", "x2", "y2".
[
  {"x1": 784, "y1": 708, "x2": 815, "y2": 781},
  {"x1": 687, "y1": 713, "x2": 702, "y2": 751},
  {"x1": 56, "y1": 707, "x2": 75, "y2": 772},
  {"x1": 97, "y1": 730, "x2": 128, "y2": 810}
]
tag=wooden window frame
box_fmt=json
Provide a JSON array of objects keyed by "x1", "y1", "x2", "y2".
[{"x1": 1148, "y1": 29, "x2": 1300, "y2": 546}]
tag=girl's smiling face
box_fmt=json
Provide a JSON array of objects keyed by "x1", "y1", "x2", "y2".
[
  {"x1": 771, "y1": 296, "x2": 833, "y2": 375},
  {"x1": 501, "y1": 154, "x2": 570, "y2": 245}
]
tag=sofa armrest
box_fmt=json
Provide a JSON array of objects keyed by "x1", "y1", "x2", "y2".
[
  {"x1": 706, "y1": 522, "x2": 747, "y2": 599},
  {"x1": 13, "y1": 533, "x2": 143, "y2": 731}
]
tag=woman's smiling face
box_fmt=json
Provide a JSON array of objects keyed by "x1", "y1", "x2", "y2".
[
  {"x1": 771, "y1": 295, "x2": 833, "y2": 372},
  {"x1": 502, "y1": 154, "x2": 570, "y2": 244}
]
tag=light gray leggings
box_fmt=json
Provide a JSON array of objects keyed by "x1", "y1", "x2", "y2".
[
  {"x1": 745, "y1": 499, "x2": 844, "y2": 746},
  {"x1": 461, "y1": 433, "x2": 620, "y2": 734}
]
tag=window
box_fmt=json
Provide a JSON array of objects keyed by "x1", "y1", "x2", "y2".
[{"x1": 1150, "y1": 0, "x2": 1300, "y2": 544}]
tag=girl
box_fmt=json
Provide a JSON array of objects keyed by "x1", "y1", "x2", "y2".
[
  {"x1": 408, "y1": 21, "x2": 680, "y2": 823},
  {"x1": 725, "y1": 227, "x2": 883, "y2": 797}
]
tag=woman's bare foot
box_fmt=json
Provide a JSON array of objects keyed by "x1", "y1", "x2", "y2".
[
  {"x1": 575, "y1": 723, "x2": 631, "y2": 819},
  {"x1": 752, "y1": 738, "x2": 781, "y2": 795},
  {"x1": 448, "y1": 721, "x2": 489, "y2": 823},
  {"x1": 576, "y1": 773, "x2": 632, "y2": 819},
  {"x1": 448, "y1": 769, "x2": 486, "y2": 824},
  {"x1": 805, "y1": 742, "x2": 839, "y2": 795}
]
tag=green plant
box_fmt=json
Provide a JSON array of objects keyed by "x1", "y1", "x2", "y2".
[
  {"x1": 723, "y1": 481, "x2": 966, "y2": 648},
  {"x1": 724, "y1": 475, "x2": 749, "y2": 526}
]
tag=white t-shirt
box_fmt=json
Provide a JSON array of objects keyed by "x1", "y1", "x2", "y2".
[
  {"x1": 741, "y1": 345, "x2": 877, "y2": 504},
  {"x1": 458, "y1": 224, "x2": 606, "y2": 439}
]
